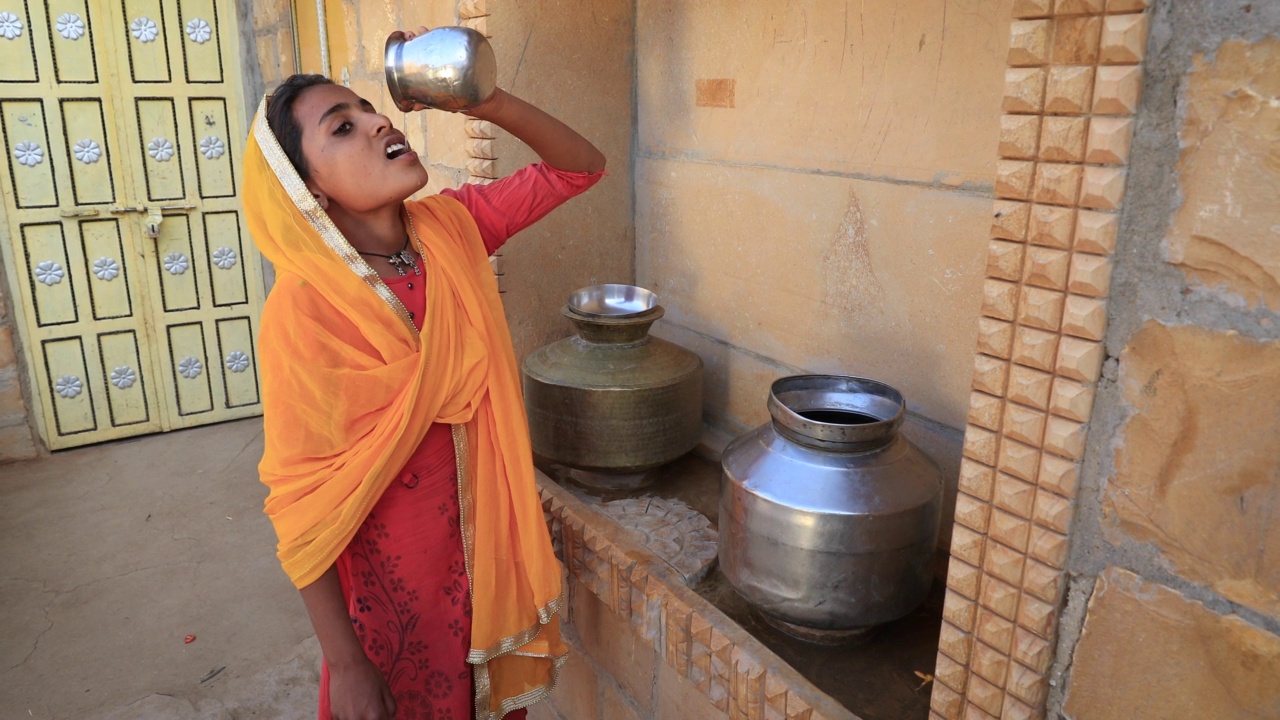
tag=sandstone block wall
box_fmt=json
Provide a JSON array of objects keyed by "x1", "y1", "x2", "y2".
[
  {"x1": 1044, "y1": 1, "x2": 1280, "y2": 717},
  {"x1": 634, "y1": 0, "x2": 1012, "y2": 448}
]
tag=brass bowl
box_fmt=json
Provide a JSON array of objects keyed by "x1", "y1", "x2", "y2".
[{"x1": 568, "y1": 284, "x2": 659, "y2": 319}]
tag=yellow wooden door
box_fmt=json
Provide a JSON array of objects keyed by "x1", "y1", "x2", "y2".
[{"x1": 0, "y1": 0, "x2": 264, "y2": 449}]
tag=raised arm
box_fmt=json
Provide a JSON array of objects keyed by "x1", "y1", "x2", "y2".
[{"x1": 465, "y1": 88, "x2": 606, "y2": 174}]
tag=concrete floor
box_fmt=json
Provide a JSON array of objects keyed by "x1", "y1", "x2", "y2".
[{"x1": 0, "y1": 418, "x2": 322, "y2": 719}]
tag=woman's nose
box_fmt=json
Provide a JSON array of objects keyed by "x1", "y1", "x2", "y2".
[{"x1": 368, "y1": 112, "x2": 393, "y2": 135}]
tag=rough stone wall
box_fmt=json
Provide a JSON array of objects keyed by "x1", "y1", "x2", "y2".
[
  {"x1": 474, "y1": 0, "x2": 635, "y2": 361},
  {"x1": 632, "y1": 0, "x2": 1012, "y2": 540},
  {"x1": 632, "y1": 1, "x2": 1011, "y2": 433},
  {"x1": 1046, "y1": 1, "x2": 1280, "y2": 717}
]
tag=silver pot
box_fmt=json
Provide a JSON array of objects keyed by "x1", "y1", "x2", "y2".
[
  {"x1": 385, "y1": 26, "x2": 496, "y2": 112},
  {"x1": 719, "y1": 375, "x2": 942, "y2": 643}
]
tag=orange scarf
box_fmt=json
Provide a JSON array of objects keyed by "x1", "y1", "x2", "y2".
[{"x1": 241, "y1": 97, "x2": 565, "y2": 719}]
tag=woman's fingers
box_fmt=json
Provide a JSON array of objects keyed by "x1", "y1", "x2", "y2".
[{"x1": 403, "y1": 25, "x2": 431, "y2": 41}]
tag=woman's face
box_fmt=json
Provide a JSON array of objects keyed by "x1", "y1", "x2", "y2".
[{"x1": 292, "y1": 84, "x2": 427, "y2": 214}]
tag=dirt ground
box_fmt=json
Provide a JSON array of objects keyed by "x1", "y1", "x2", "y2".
[{"x1": 0, "y1": 418, "x2": 323, "y2": 719}]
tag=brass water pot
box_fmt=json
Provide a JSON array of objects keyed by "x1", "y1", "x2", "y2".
[{"x1": 522, "y1": 285, "x2": 703, "y2": 474}]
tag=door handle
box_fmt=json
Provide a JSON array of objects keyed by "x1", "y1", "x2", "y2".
[
  {"x1": 109, "y1": 206, "x2": 146, "y2": 214},
  {"x1": 159, "y1": 203, "x2": 196, "y2": 213},
  {"x1": 59, "y1": 208, "x2": 101, "y2": 218}
]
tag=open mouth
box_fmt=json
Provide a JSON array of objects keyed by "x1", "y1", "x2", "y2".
[{"x1": 385, "y1": 142, "x2": 410, "y2": 160}]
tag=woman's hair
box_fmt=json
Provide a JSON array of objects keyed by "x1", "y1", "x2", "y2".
[{"x1": 265, "y1": 74, "x2": 334, "y2": 181}]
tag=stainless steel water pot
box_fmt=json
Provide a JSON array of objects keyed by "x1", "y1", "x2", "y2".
[
  {"x1": 522, "y1": 285, "x2": 703, "y2": 475},
  {"x1": 719, "y1": 375, "x2": 943, "y2": 642},
  {"x1": 385, "y1": 26, "x2": 496, "y2": 112}
]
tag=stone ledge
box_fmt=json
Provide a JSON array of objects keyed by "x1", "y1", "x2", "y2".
[{"x1": 537, "y1": 472, "x2": 859, "y2": 720}]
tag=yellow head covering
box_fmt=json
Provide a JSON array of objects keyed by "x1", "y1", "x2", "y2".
[{"x1": 241, "y1": 96, "x2": 565, "y2": 719}]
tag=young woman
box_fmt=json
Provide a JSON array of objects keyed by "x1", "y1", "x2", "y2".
[{"x1": 242, "y1": 26, "x2": 605, "y2": 720}]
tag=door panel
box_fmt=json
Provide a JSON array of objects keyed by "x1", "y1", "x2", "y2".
[
  {"x1": 120, "y1": 0, "x2": 171, "y2": 84},
  {"x1": 21, "y1": 222, "x2": 80, "y2": 327},
  {"x1": 0, "y1": 0, "x2": 263, "y2": 449},
  {"x1": 2, "y1": 100, "x2": 58, "y2": 208},
  {"x1": 59, "y1": 98, "x2": 116, "y2": 205},
  {"x1": 40, "y1": 335, "x2": 97, "y2": 436},
  {"x1": 0, "y1": 2, "x2": 38, "y2": 83},
  {"x1": 79, "y1": 219, "x2": 135, "y2": 320},
  {"x1": 45, "y1": 0, "x2": 98, "y2": 84}
]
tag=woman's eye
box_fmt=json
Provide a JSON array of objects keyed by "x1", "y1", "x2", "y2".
[{"x1": 334, "y1": 121, "x2": 352, "y2": 135}]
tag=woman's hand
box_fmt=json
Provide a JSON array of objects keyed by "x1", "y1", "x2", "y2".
[
  {"x1": 400, "y1": 26, "x2": 435, "y2": 113},
  {"x1": 327, "y1": 656, "x2": 397, "y2": 720},
  {"x1": 300, "y1": 566, "x2": 396, "y2": 720}
]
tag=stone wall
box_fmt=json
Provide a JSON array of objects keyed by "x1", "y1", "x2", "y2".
[
  {"x1": 632, "y1": 0, "x2": 1013, "y2": 542},
  {"x1": 0, "y1": 274, "x2": 38, "y2": 462},
  {"x1": 1046, "y1": 1, "x2": 1280, "y2": 716}
]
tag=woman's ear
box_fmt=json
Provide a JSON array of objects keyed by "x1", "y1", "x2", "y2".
[{"x1": 306, "y1": 183, "x2": 329, "y2": 210}]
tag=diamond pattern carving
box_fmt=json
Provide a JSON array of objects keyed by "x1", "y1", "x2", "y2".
[
  {"x1": 1061, "y1": 294, "x2": 1107, "y2": 340},
  {"x1": 975, "y1": 609, "x2": 1016, "y2": 654},
  {"x1": 972, "y1": 641, "x2": 1012, "y2": 685},
  {"x1": 1024, "y1": 247, "x2": 1071, "y2": 290},
  {"x1": 1004, "y1": 68, "x2": 1047, "y2": 113},
  {"x1": 1093, "y1": 64, "x2": 1143, "y2": 114},
  {"x1": 993, "y1": 200, "x2": 1031, "y2": 240},
  {"x1": 990, "y1": 508, "x2": 1032, "y2": 552},
  {"x1": 1038, "y1": 116, "x2": 1088, "y2": 162},
  {"x1": 1032, "y1": 163, "x2": 1082, "y2": 205},
  {"x1": 993, "y1": 472, "x2": 1037, "y2": 518},
  {"x1": 996, "y1": 160, "x2": 1036, "y2": 200},
  {"x1": 1050, "y1": 16, "x2": 1102, "y2": 64},
  {"x1": 1085, "y1": 116, "x2": 1133, "y2": 164},
  {"x1": 1027, "y1": 204, "x2": 1076, "y2": 248},
  {"x1": 1068, "y1": 252, "x2": 1112, "y2": 297},
  {"x1": 1058, "y1": 0, "x2": 1106, "y2": 14},
  {"x1": 940, "y1": 621, "x2": 974, "y2": 664},
  {"x1": 988, "y1": 240, "x2": 1025, "y2": 282},
  {"x1": 960, "y1": 459, "x2": 997, "y2": 501},
  {"x1": 945, "y1": 589, "x2": 979, "y2": 633},
  {"x1": 967, "y1": 673, "x2": 1006, "y2": 717},
  {"x1": 1012, "y1": 626, "x2": 1054, "y2": 673},
  {"x1": 1018, "y1": 286, "x2": 1065, "y2": 331},
  {"x1": 984, "y1": 541, "x2": 1028, "y2": 586},
  {"x1": 977, "y1": 317, "x2": 1015, "y2": 359},
  {"x1": 1044, "y1": 66, "x2": 1095, "y2": 114},
  {"x1": 1099, "y1": 13, "x2": 1148, "y2": 63},
  {"x1": 1008, "y1": 20, "x2": 1051, "y2": 66},
  {"x1": 1000, "y1": 114, "x2": 1042, "y2": 159},
  {"x1": 1038, "y1": 453, "x2": 1080, "y2": 497},
  {"x1": 1012, "y1": 0, "x2": 1053, "y2": 19},
  {"x1": 957, "y1": 489, "x2": 993, "y2": 530},
  {"x1": 1012, "y1": 326, "x2": 1059, "y2": 371},
  {"x1": 943, "y1": 3, "x2": 1150, "y2": 718},
  {"x1": 1055, "y1": 336, "x2": 1105, "y2": 382},
  {"x1": 1007, "y1": 364, "x2": 1053, "y2": 409}
]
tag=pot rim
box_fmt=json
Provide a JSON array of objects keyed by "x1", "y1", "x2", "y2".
[{"x1": 767, "y1": 374, "x2": 906, "y2": 448}]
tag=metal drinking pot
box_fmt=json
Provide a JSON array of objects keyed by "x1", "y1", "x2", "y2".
[
  {"x1": 385, "y1": 26, "x2": 496, "y2": 112},
  {"x1": 719, "y1": 375, "x2": 943, "y2": 643}
]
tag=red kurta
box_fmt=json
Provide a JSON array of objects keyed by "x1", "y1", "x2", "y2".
[{"x1": 317, "y1": 164, "x2": 601, "y2": 720}]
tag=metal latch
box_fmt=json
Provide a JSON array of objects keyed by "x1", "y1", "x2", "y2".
[
  {"x1": 144, "y1": 207, "x2": 163, "y2": 239},
  {"x1": 59, "y1": 208, "x2": 100, "y2": 218}
]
